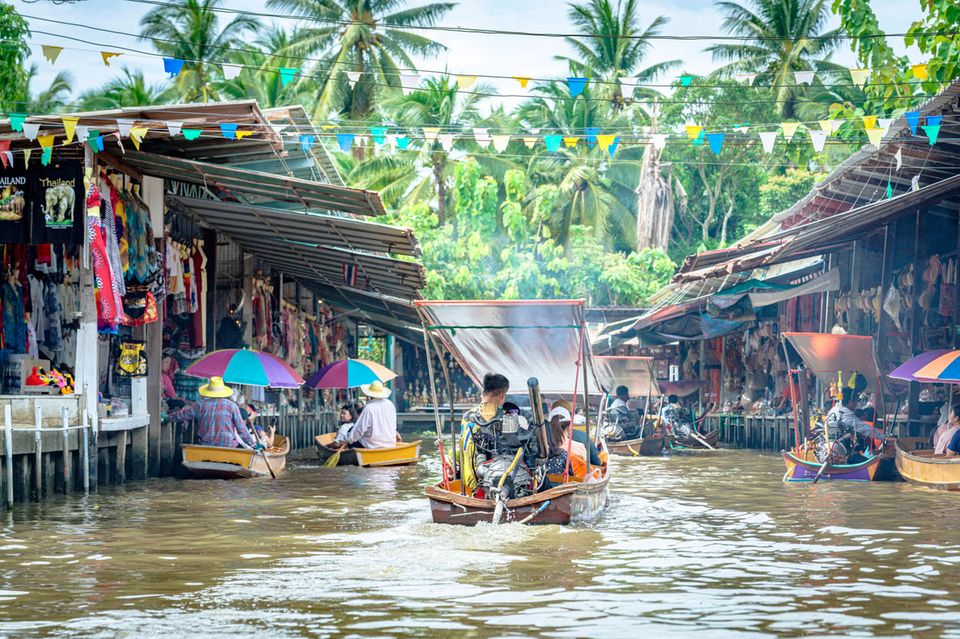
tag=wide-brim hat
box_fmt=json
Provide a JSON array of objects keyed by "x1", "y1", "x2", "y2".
[
  {"x1": 199, "y1": 376, "x2": 234, "y2": 398},
  {"x1": 360, "y1": 380, "x2": 392, "y2": 399}
]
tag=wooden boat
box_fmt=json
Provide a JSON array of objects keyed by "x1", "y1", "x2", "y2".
[
  {"x1": 673, "y1": 429, "x2": 720, "y2": 449},
  {"x1": 895, "y1": 441, "x2": 960, "y2": 490},
  {"x1": 554, "y1": 464, "x2": 610, "y2": 521},
  {"x1": 607, "y1": 434, "x2": 665, "y2": 456},
  {"x1": 425, "y1": 480, "x2": 579, "y2": 525},
  {"x1": 782, "y1": 447, "x2": 882, "y2": 482},
  {"x1": 314, "y1": 433, "x2": 421, "y2": 467},
  {"x1": 181, "y1": 435, "x2": 289, "y2": 479}
]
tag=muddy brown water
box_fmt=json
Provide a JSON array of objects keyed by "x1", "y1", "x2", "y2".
[{"x1": 0, "y1": 446, "x2": 959, "y2": 637}]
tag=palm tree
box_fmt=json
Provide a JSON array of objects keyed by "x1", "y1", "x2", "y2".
[
  {"x1": 558, "y1": 0, "x2": 680, "y2": 111},
  {"x1": 707, "y1": 0, "x2": 841, "y2": 117},
  {"x1": 78, "y1": 68, "x2": 171, "y2": 110},
  {"x1": 25, "y1": 65, "x2": 72, "y2": 113},
  {"x1": 139, "y1": 0, "x2": 260, "y2": 102},
  {"x1": 266, "y1": 0, "x2": 454, "y2": 120},
  {"x1": 220, "y1": 28, "x2": 311, "y2": 109}
]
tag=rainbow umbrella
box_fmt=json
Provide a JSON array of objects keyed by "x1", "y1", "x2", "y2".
[
  {"x1": 185, "y1": 349, "x2": 304, "y2": 388},
  {"x1": 912, "y1": 350, "x2": 960, "y2": 383},
  {"x1": 305, "y1": 358, "x2": 397, "y2": 389},
  {"x1": 888, "y1": 349, "x2": 951, "y2": 382}
]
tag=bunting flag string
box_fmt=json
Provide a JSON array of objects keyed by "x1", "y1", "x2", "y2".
[
  {"x1": 222, "y1": 63, "x2": 242, "y2": 80},
  {"x1": 100, "y1": 51, "x2": 121, "y2": 66},
  {"x1": 809, "y1": 129, "x2": 827, "y2": 153},
  {"x1": 61, "y1": 116, "x2": 78, "y2": 144},
  {"x1": 706, "y1": 132, "x2": 724, "y2": 155},
  {"x1": 41, "y1": 45, "x2": 63, "y2": 64},
  {"x1": 278, "y1": 67, "x2": 298, "y2": 86},
  {"x1": 566, "y1": 77, "x2": 588, "y2": 97},
  {"x1": 163, "y1": 58, "x2": 184, "y2": 78}
]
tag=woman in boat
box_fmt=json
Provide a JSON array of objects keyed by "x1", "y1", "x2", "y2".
[
  {"x1": 545, "y1": 407, "x2": 587, "y2": 477},
  {"x1": 167, "y1": 377, "x2": 259, "y2": 449},
  {"x1": 337, "y1": 403, "x2": 359, "y2": 441},
  {"x1": 933, "y1": 404, "x2": 960, "y2": 455}
]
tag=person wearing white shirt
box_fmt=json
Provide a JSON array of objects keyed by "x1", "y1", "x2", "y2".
[
  {"x1": 609, "y1": 385, "x2": 633, "y2": 411},
  {"x1": 336, "y1": 381, "x2": 397, "y2": 449}
]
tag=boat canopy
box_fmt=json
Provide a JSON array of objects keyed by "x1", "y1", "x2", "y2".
[
  {"x1": 593, "y1": 356, "x2": 660, "y2": 397},
  {"x1": 783, "y1": 332, "x2": 878, "y2": 387},
  {"x1": 415, "y1": 300, "x2": 601, "y2": 395}
]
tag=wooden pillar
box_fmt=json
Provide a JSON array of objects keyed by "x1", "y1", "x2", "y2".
[
  {"x1": 908, "y1": 210, "x2": 925, "y2": 435},
  {"x1": 115, "y1": 431, "x2": 127, "y2": 484},
  {"x1": 78, "y1": 146, "x2": 100, "y2": 491},
  {"x1": 203, "y1": 226, "x2": 218, "y2": 348}
]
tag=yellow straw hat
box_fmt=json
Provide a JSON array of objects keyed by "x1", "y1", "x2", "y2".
[
  {"x1": 199, "y1": 376, "x2": 234, "y2": 399},
  {"x1": 360, "y1": 380, "x2": 392, "y2": 399}
]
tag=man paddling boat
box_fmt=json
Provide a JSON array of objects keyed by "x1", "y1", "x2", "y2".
[
  {"x1": 335, "y1": 381, "x2": 398, "y2": 449},
  {"x1": 168, "y1": 377, "x2": 259, "y2": 449}
]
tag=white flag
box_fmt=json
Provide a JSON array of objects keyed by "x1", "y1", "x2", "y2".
[
  {"x1": 650, "y1": 133, "x2": 668, "y2": 150},
  {"x1": 794, "y1": 71, "x2": 815, "y2": 85},
  {"x1": 166, "y1": 121, "x2": 183, "y2": 137},
  {"x1": 809, "y1": 129, "x2": 827, "y2": 153},
  {"x1": 878, "y1": 118, "x2": 894, "y2": 133},
  {"x1": 758, "y1": 131, "x2": 778, "y2": 154},
  {"x1": 733, "y1": 125, "x2": 750, "y2": 134},
  {"x1": 385, "y1": 133, "x2": 398, "y2": 149},
  {"x1": 75, "y1": 125, "x2": 89, "y2": 143},
  {"x1": 619, "y1": 76, "x2": 638, "y2": 87},
  {"x1": 522, "y1": 136, "x2": 537, "y2": 149},
  {"x1": 222, "y1": 63, "x2": 242, "y2": 80},
  {"x1": 895, "y1": 145, "x2": 902, "y2": 171},
  {"x1": 347, "y1": 71, "x2": 361, "y2": 88},
  {"x1": 399, "y1": 73, "x2": 420, "y2": 95},
  {"x1": 422, "y1": 127, "x2": 439, "y2": 144},
  {"x1": 116, "y1": 118, "x2": 135, "y2": 137},
  {"x1": 491, "y1": 134, "x2": 511, "y2": 153},
  {"x1": 472, "y1": 127, "x2": 491, "y2": 148},
  {"x1": 736, "y1": 73, "x2": 757, "y2": 85},
  {"x1": 437, "y1": 133, "x2": 455, "y2": 151},
  {"x1": 21, "y1": 122, "x2": 41, "y2": 141}
]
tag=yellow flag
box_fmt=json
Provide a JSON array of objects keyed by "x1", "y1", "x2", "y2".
[
  {"x1": 61, "y1": 116, "x2": 79, "y2": 144},
  {"x1": 41, "y1": 45, "x2": 63, "y2": 64},
  {"x1": 513, "y1": 76, "x2": 531, "y2": 89},
  {"x1": 563, "y1": 136, "x2": 578, "y2": 148},
  {"x1": 129, "y1": 125, "x2": 149, "y2": 150},
  {"x1": 22, "y1": 149, "x2": 32, "y2": 167},
  {"x1": 522, "y1": 136, "x2": 538, "y2": 148},
  {"x1": 456, "y1": 75, "x2": 477, "y2": 90},
  {"x1": 320, "y1": 125, "x2": 336, "y2": 131},
  {"x1": 911, "y1": 63, "x2": 928, "y2": 80},
  {"x1": 862, "y1": 115, "x2": 878, "y2": 129},
  {"x1": 781, "y1": 121, "x2": 801, "y2": 141},
  {"x1": 596, "y1": 134, "x2": 616, "y2": 151},
  {"x1": 37, "y1": 134, "x2": 55, "y2": 149},
  {"x1": 101, "y1": 51, "x2": 122, "y2": 66},
  {"x1": 685, "y1": 125, "x2": 702, "y2": 140},
  {"x1": 849, "y1": 68, "x2": 869, "y2": 87},
  {"x1": 818, "y1": 120, "x2": 833, "y2": 133},
  {"x1": 235, "y1": 130, "x2": 254, "y2": 140},
  {"x1": 866, "y1": 127, "x2": 884, "y2": 148}
]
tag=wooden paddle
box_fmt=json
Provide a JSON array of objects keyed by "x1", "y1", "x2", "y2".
[
  {"x1": 259, "y1": 447, "x2": 277, "y2": 479},
  {"x1": 322, "y1": 446, "x2": 343, "y2": 468},
  {"x1": 686, "y1": 428, "x2": 716, "y2": 450}
]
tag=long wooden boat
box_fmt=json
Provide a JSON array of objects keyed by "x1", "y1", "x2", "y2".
[
  {"x1": 314, "y1": 433, "x2": 421, "y2": 467},
  {"x1": 782, "y1": 447, "x2": 882, "y2": 482},
  {"x1": 552, "y1": 465, "x2": 610, "y2": 521},
  {"x1": 607, "y1": 434, "x2": 665, "y2": 456},
  {"x1": 674, "y1": 429, "x2": 720, "y2": 449},
  {"x1": 425, "y1": 480, "x2": 579, "y2": 525},
  {"x1": 895, "y1": 441, "x2": 960, "y2": 490},
  {"x1": 181, "y1": 435, "x2": 289, "y2": 479}
]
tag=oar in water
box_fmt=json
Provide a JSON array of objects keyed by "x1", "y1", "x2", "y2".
[
  {"x1": 322, "y1": 444, "x2": 343, "y2": 468},
  {"x1": 687, "y1": 429, "x2": 715, "y2": 450},
  {"x1": 258, "y1": 446, "x2": 277, "y2": 479}
]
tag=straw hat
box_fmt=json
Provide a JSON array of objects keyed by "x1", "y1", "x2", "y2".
[
  {"x1": 360, "y1": 380, "x2": 392, "y2": 399},
  {"x1": 199, "y1": 376, "x2": 234, "y2": 399}
]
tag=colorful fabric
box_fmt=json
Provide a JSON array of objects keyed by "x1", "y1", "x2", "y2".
[
  {"x1": 168, "y1": 397, "x2": 256, "y2": 448},
  {"x1": 88, "y1": 215, "x2": 123, "y2": 327}
]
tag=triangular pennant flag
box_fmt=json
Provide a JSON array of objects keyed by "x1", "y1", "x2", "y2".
[
  {"x1": 21, "y1": 122, "x2": 40, "y2": 141},
  {"x1": 758, "y1": 131, "x2": 778, "y2": 154},
  {"x1": 585, "y1": 127, "x2": 600, "y2": 146},
  {"x1": 2, "y1": 152, "x2": 12, "y2": 169},
  {"x1": 472, "y1": 127, "x2": 491, "y2": 148},
  {"x1": 818, "y1": 119, "x2": 833, "y2": 133},
  {"x1": 596, "y1": 134, "x2": 616, "y2": 151},
  {"x1": 0, "y1": 141, "x2": 9, "y2": 169},
  {"x1": 235, "y1": 130, "x2": 254, "y2": 140},
  {"x1": 895, "y1": 145, "x2": 903, "y2": 171},
  {"x1": 386, "y1": 133, "x2": 397, "y2": 149},
  {"x1": 685, "y1": 124, "x2": 702, "y2": 141},
  {"x1": 75, "y1": 125, "x2": 88, "y2": 143},
  {"x1": 862, "y1": 115, "x2": 878, "y2": 130},
  {"x1": 336, "y1": 133, "x2": 354, "y2": 152},
  {"x1": 922, "y1": 123, "x2": 941, "y2": 145},
  {"x1": 370, "y1": 126, "x2": 387, "y2": 145},
  {"x1": 905, "y1": 111, "x2": 920, "y2": 136},
  {"x1": 8, "y1": 113, "x2": 26, "y2": 132},
  {"x1": 41, "y1": 146, "x2": 52, "y2": 166},
  {"x1": 395, "y1": 135, "x2": 410, "y2": 150},
  {"x1": 270, "y1": 123, "x2": 287, "y2": 136},
  {"x1": 849, "y1": 68, "x2": 869, "y2": 87},
  {"x1": 706, "y1": 132, "x2": 725, "y2": 155},
  {"x1": 566, "y1": 77, "x2": 588, "y2": 97},
  {"x1": 736, "y1": 73, "x2": 757, "y2": 85},
  {"x1": 222, "y1": 63, "x2": 242, "y2": 80},
  {"x1": 866, "y1": 127, "x2": 884, "y2": 147},
  {"x1": 927, "y1": 114, "x2": 943, "y2": 127},
  {"x1": 320, "y1": 125, "x2": 336, "y2": 131},
  {"x1": 878, "y1": 118, "x2": 894, "y2": 134},
  {"x1": 347, "y1": 71, "x2": 361, "y2": 88},
  {"x1": 129, "y1": 126, "x2": 149, "y2": 150},
  {"x1": 399, "y1": 73, "x2": 421, "y2": 95},
  {"x1": 219, "y1": 123, "x2": 238, "y2": 139},
  {"x1": 544, "y1": 134, "x2": 562, "y2": 152},
  {"x1": 513, "y1": 76, "x2": 531, "y2": 89},
  {"x1": 912, "y1": 175, "x2": 920, "y2": 192},
  {"x1": 911, "y1": 63, "x2": 928, "y2": 80},
  {"x1": 422, "y1": 127, "x2": 440, "y2": 144},
  {"x1": 522, "y1": 136, "x2": 538, "y2": 149},
  {"x1": 680, "y1": 75, "x2": 694, "y2": 87},
  {"x1": 456, "y1": 75, "x2": 477, "y2": 90},
  {"x1": 607, "y1": 136, "x2": 620, "y2": 158},
  {"x1": 42, "y1": 45, "x2": 63, "y2": 64},
  {"x1": 182, "y1": 129, "x2": 202, "y2": 141},
  {"x1": 886, "y1": 181, "x2": 893, "y2": 199},
  {"x1": 101, "y1": 51, "x2": 121, "y2": 66},
  {"x1": 809, "y1": 129, "x2": 827, "y2": 152},
  {"x1": 794, "y1": 70, "x2": 815, "y2": 85},
  {"x1": 299, "y1": 134, "x2": 314, "y2": 153},
  {"x1": 438, "y1": 133, "x2": 455, "y2": 151},
  {"x1": 563, "y1": 136, "x2": 578, "y2": 148},
  {"x1": 113, "y1": 132, "x2": 124, "y2": 155},
  {"x1": 61, "y1": 116, "x2": 79, "y2": 144},
  {"x1": 95, "y1": 136, "x2": 104, "y2": 152},
  {"x1": 166, "y1": 121, "x2": 183, "y2": 137},
  {"x1": 278, "y1": 67, "x2": 298, "y2": 86},
  {"x1": 692, "y1": 129, "x2": 705, "y2": 146},
  {"x1": 650, "y1": 133, "x2": 668, "y2": 150},
  {"x1": 22, "y1": 149, "x2": 31, "y2": 167},
  {"x1": 733, "y1": 124, "x2": 750, "y2": 134},
  {"x1": 163, "y1": 58, "x2": 185, "y2": 78},
  {"x1": 781, "y1": 122, "x2": 801, "y2": 141},
  {"x1": 37, "y1": 134, "x2": 55, "y2": 150},
  {"x1": 116, "y1": 118, "x2": 134, "y2": 137},
  {"x1": 491, "y1": 134, "x2": 511, "y2": 153}
]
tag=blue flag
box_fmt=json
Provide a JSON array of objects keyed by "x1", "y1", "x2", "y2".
[
  {"x1": 163, "y1": 58, "x2": 185, "y2": 78},
  {"x1": 904, "y1": 111, "x2": 920, "y2": 136},
  {"x1": 707, "y1": 132, "x2": 725, "y2": 155},
  {"x1": 566, "y1": 77, "x2": 588, "y2": 97}
]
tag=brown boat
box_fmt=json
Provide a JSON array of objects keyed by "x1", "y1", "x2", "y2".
[
  {"x1": 674, "y1": 429, "x2": 720, "y2": 449},
  {"x1": 607, "y1": 433, "x2": 666, "y2": 456},
  {"x1": 425, "y1": 480, "x2": 580, "y2": 525}
]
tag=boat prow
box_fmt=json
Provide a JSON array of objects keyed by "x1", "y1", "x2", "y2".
[
  {"x1": 674, "y1": 429, "x2": 720, "y2": 449},
  {"x1": 607, "y1": 434, "x2": 665, "y2": 456},
  {"x1": 782, "y1": 448, "x2": 881, "y2": 482},
  {"x1": 895, "y1": 441, "x2": 960, "y2": 490},
  {"x1": 314, "y1": 433, "x2": 421, "y2": 467},
  {"x1": 181, "y1": 435, "x2": 290, "y2": 479}
]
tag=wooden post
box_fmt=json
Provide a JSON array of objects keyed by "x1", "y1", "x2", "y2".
[
  {"x1": 78, "y1": 145, "x2": 100, "y2": 490},
  {"x1": 115, "y1": 431, "x2": 127, "y2": 484},
  {"x1": 33, "y1": 404, "x2": 42, "y2": 501},
  {"x1": 81, "y1": 409, "x2": 90, "y2": 493},
  {"x1": 61, "y1": 407, "x2": 71, "y2": 493},
  {"x1": 4, "y1": 405, "x2": 12, "y2": 508}
]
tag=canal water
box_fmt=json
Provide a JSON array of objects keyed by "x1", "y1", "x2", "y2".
[{"x1": 1, "y1": 447, "x2": 959, "y2": 637}]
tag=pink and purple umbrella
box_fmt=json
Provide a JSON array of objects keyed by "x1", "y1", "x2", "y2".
[
  {"x1": 888, "y1": 349, "x2": 952, "y2": 382},
  {"x1": 305, "y1": 358, "x2": 397, "y2": 389},
  {"x1": 185, "y1": 349, "x2": 304, "y2": 388}
]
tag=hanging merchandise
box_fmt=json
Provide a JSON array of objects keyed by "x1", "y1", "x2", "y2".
[
  {"x1": 0, "y1": 168, "x2": 30, "y2": 244},
  {"x1": 1, "y1": 272, "x2": 26, "y2": 353},
  {"x1": 87, "y1": 180, "x2": 124, "y2": 329},
  {"x1": 115, "y1": 340, "x2": 148, "y2": 377},
  {"x1": 121, "y1": 284, "x2": 159, "y2": 327},
  {"x1": 32, "y1": 163, "x2": 85, "y2": 245}
]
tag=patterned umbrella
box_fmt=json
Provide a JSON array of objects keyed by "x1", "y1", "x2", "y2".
[
  {"x1": 305, "y1": 358, "x2": 397, "y2": 389},
  {"x1": 888, "y1": 349, "x2": 952, "y2": 382},
  {"x1": 912, "y1": 350, "x2": 960, "y2": 383},
  {"x1": 185, "y1": 349, "x2": 304, "y2": 388}
]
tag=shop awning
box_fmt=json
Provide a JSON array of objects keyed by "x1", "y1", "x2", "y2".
[
  {"x1": 593, "y1": 356, "x2": 660, "y2": 397},
  {"x1": 121, "y1": 150, "x2": 386, "y2": 217},
  {"x1": 416, "y1": 300, "x2": 601, "y2": 396},
  {"x1": 783, "y1": 332, "x2": 878, "y2": 387}
]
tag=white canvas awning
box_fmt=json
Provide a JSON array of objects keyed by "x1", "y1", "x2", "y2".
[{"x1": 593, "y1": 356, "x2": 661, "y2": 397}]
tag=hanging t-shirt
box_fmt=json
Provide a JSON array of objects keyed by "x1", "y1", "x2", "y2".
[
  {"x1": 31, "y1": 163, "x2": 85, "y2": 245},
  {"x1": 0, "y1": 169, "x2": 30, "y2": 243}
]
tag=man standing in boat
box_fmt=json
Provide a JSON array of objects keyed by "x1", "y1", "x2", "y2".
[
  {"x1": 167, "y1": 377, "x2": 259, "y2": 449},
  {"x1": 335, "y1": 380, "x2": 398, "y2": 449}
]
